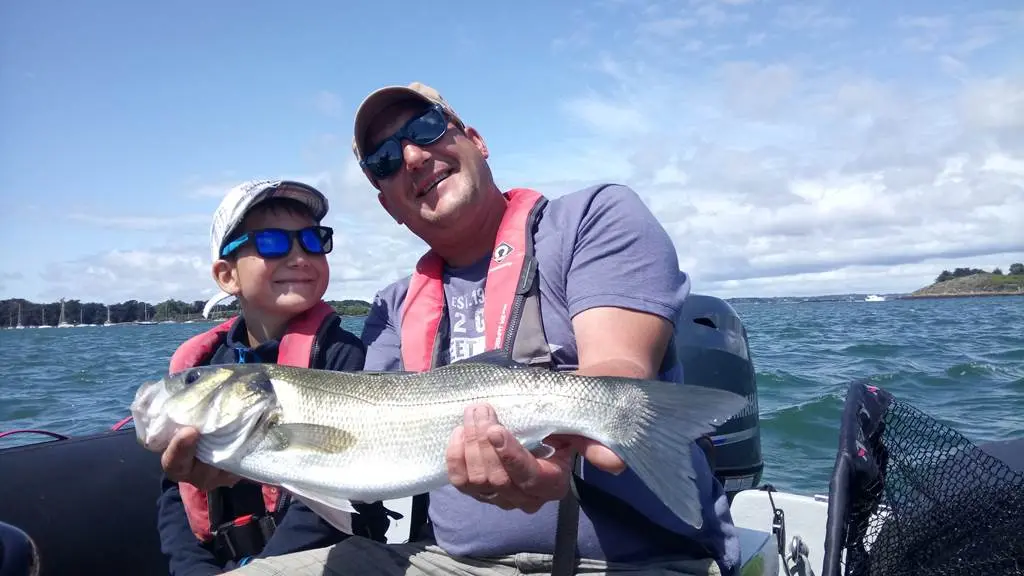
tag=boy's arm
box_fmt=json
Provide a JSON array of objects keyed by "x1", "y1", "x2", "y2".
[{"x1": 155, "y1": 475, "x2": 223, "y2": 576}]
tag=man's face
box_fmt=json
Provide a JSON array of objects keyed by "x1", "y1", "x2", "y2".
[{"x1": 363, "y1": 100, "x2": 490, "y2": 234}]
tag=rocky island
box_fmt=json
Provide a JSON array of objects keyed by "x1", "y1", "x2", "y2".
[{"x1": 907, "y1": 263, "x2": 1024, "y2": 299}]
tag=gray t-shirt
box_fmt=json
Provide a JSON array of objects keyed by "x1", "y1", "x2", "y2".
[{"x1": 360, "y1": 183, "x2": 739, "y2": 571}]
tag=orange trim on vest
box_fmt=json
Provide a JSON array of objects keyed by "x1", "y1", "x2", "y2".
[
  {"x1": 172, "y1": 300, "x2": 337, "y2": 542},
  {"x1": 400, "y1": 188, "x2": 543, "y2": 372}
]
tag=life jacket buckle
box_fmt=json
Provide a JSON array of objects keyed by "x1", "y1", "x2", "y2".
[{"x1": 213, "y1": 512, "x2": 276, "y2": 561}]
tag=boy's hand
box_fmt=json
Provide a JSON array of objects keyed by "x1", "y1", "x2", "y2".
[{"x1": 161, "y1": 427, "x2": 241, "y2": 490}]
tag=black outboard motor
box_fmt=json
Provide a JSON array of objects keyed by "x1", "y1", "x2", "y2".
[{"x1": 673, "y1": 293, "x2": 763, "y2": 499}]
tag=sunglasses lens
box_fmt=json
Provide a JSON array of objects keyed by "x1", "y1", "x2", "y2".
[
  {"x1": 365, "y1": 107, "x2": 448, "y2": 179},
  {"x1": 253, "y1": 229, "x2": 291, "y2": 257},
  {"x1": 406, "y1": 108, "x2": 447, "y2": 144},
  {"x1": 366, "y1": 141, "x2": 403, "y2": 179},
  {"x1": 299, "y1": 226, "x2": 332, "y2": 254}
]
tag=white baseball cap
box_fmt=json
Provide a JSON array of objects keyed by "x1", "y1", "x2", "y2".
[{"x1": 201, "y1": 178, "x2": 329, "y2": 318}]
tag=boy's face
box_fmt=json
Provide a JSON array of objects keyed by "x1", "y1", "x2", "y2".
[{"x1": 214, "y1": 207, "x2": 330, "y2": 320}]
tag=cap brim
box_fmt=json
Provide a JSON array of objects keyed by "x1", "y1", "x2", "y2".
[
  {"x1": 353, "y1": 86, "x2": 433, "y2": 160},
  {"x1": 202, "y1": 290, "x2": 234, "y2": 319},
  {"x1": 214, "y1": 179, "x2": 330, "y2": 261}
]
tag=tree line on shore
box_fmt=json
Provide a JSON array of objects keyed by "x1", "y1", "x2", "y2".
[
  {"x1": 934, "y1": 262, "x2": 1023, "y2": 284},
  {"x1": 7, "y1": 262, "x2": 1021, "y2": 327},
  {"x1": 0, "y1": 297, "x2": 372, "y2": 327}
]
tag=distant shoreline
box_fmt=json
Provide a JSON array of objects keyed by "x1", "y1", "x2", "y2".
[
  {"x1": 0, "y1": 297, "x2": 373, "y2": 328},
  {"x1": 900, "y1": 292, "x2": 1024, "y2": 300}
]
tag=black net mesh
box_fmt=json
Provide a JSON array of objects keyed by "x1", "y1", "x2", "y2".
[{"x1": 823, "y1": 382, "x2": 1024, "y2": 576}]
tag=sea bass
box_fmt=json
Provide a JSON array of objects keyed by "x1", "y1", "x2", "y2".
[{"x1": 130, "y1": 357, "x2": 747, "y2": 531}]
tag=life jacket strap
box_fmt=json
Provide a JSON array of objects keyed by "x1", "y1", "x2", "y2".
[
  {"x1": 211, "y1": 512, "x2": 277, "y2": 562},
  {"x1": 206, "y1": 483, "x2": 281, "y2": 563}
]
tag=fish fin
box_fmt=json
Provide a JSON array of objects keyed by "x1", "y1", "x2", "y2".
[
  {"x1": 512, "y1": 432, "x2": 558, "y2": 459},
  {"x1": 353, "y1": 369, "x2": 415, "y2": 377},
  {"x1": 451, "y1": 349, "x2": 524, "y2": 368},
  {"x1": 530, "y1": 442, "x2": 556, "y2": 460},
  {"x1": 613, "y1": 381, "x2": 748, "y2": 530},
  {"x1": 266, "y1": 423, "x2": 356, "y2": 454},
  {"x1": 281, "y1": 482, "x2": 357, "y2": 534},
  {"x1": 281, "y1": 481, "x2": 358, "y2": 514}
]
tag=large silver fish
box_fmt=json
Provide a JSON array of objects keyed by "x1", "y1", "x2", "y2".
[{"x1": 130, "y1": 357, "x2": 747, "y2": 531}]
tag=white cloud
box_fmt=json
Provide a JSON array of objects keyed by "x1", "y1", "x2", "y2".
[
  {"x1": 32, "y1": 158, "x2": 429, "y2": 305},
  {"x1": 39, "y1": 247, "x2": 213, "y2": 304},
  {"x1": 312, "y1": 90, "x2": 344, "y2": 119},
  {"x1": 496, "y1": 2, "x2": 1024, "y2": 298},
  {"x1": 68, "y1": 213, "x2": 208, "y2": 230},
  {"x1": 11, "y1": 2, "x2": 1024, "y2": 305},
  {"x1": 188, "y1": 182, "x2": 242, "y2": 198},
  {"x1": 0, "y1": 272, "x2": 21, "y2": 295}
]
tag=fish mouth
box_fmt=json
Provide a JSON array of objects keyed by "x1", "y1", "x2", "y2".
[
  {"x1": 130, "y1": 378, "x2": 178, "y2": 452},
  {"x1": 130, "y1": 376, "x2": 277, "y2": 465}
]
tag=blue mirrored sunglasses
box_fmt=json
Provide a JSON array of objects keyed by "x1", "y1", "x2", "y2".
[
  {"x1": 221, "y1": 225, "x2": 334, "y2": 259},
  {"x1": 359, "y1": 103, "x2": 450, "y2": 180}
]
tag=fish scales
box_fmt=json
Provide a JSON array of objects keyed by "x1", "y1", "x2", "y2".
[
  {"x1": 250, "y1": 363, "x2": 650, "y2": 500},
  {"x1": 131, "y1": 360, "x2": 748, "y2": 531}
]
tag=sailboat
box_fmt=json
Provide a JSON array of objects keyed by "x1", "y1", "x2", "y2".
[
  {"x1": 77, "y1": 307, "x2": 93, "y2": 327},
  {"x1": 57, "y1": 300, "x2": 74, "y2": 328},
  {"x1": 15, "y1": 303, "x2": 24, "y2": 329},
  {"x1": 103, "y1": 305, "x2": 113, "y2": 327},
  {"x1": 136, "y1": 303, "x2": 156, "y2": 325}
]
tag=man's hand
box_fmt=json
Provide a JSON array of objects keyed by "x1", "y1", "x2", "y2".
[
  {"x1": 161, "y1": 427, "x2": 241, "y2": 490},
  {"x1": 445, "y1": 306, "x2": 675, "y2": 512},
  {"x1": 445, "y1": 403, "x2": 625, "y2": 512}
]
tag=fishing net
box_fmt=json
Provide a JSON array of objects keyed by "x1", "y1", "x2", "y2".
[{"x1": 821, "y1": 381, "x2": 1024, "y2": 576}]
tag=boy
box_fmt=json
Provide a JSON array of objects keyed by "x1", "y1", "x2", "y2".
[{"x1": 155, "y1": 179, "x2": 392, "y2": 575}]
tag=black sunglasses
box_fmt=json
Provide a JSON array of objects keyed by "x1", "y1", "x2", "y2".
[
  {"x1": 221, "y1": 225, "x2": 334, "y2": 259},
  {"x1": 359, "y1": 104, "x2": 450, "y2": 179}
]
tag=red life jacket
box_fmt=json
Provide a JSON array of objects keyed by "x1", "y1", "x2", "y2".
[
  {"x1": 397, "y1": 186, "x2": 720, "y2": 566},
  {"x1": 400, "y1": 188, "x2": 553, "y2": 372},
  {"x1": 170, "y1": 300, "x2": 337, "y2": 543}
]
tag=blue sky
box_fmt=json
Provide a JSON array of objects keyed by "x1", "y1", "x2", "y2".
[{"x1": 2, "y1": 0, "x2": 1022, "y2": 306}]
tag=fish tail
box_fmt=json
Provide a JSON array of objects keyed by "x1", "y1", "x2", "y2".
[{"x1": 611, "y1": 380, "x2": 748, "y2": 530}]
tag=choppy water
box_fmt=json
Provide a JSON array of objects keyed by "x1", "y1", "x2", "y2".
[{"x1": 1, "y1": 296, "x2": 1021, "y2": 495}]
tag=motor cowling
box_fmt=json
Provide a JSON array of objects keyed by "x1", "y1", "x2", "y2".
[{"x1": 672, "y1": 294, "x2": 763, "y2": 499}]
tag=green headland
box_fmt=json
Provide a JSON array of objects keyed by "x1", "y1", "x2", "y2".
[{"x1": 907, "y1": 262, "x2": 1024, "y2": 299}]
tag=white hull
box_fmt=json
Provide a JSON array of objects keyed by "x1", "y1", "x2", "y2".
[{"x1": 730, "y1": 489, "x2": 830, "y2": 575}]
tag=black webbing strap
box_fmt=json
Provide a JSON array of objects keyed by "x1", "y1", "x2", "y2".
[
  {"x1": 552, "y1": 451, "x2": 718, "y2": 575},
  {"x1": 551, "y1": 453, "x2": 581, "y2": 576}
]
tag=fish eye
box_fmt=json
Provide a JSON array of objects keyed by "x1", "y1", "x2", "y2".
[{"x1": 185, "y1": 370, "x2": 200, "y2": 385}]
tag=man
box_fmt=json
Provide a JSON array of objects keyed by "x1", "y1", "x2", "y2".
[{"x1": 163, "y1": 82, "x2": 739, "y2": 576}]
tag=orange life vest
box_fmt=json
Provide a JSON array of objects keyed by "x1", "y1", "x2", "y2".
[
  {"x1": 169, "y1": 300, "x2": 337, "y2": 542},
  {"x1": 400, "y1": 188, "x2": 553, "y2": 372},
  {"x1": 397, "y1": 186, "x2": 721, "y2": 567}
]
